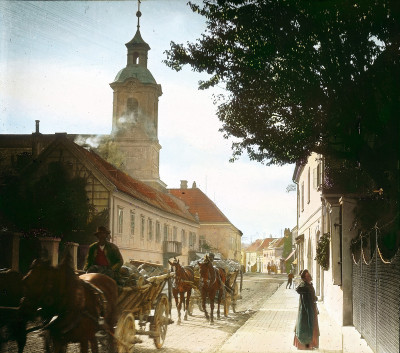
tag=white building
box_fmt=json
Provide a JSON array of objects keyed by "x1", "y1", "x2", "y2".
[{"x1": 293, "y1": 152, "x2": 355, "y2": 326}]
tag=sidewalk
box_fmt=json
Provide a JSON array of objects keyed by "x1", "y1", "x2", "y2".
[{"x1": 216, "y1": 283, "x2": 373, "y2": 353}]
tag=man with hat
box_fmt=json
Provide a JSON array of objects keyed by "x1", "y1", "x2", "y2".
[{"x1": 84, "y1": 226, "x2": 123, "y2": 280}]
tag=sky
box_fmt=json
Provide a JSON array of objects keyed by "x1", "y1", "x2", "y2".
[{"x1": 0, "y1": 0, "x2": 297, "y2": 243}]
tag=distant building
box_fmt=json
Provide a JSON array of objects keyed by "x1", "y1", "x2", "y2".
[
  {"x1": 262, "y1": 237, "x2": 285, "y2": 273},
  {"x1": 169, "y1": 181, "x2": 242, "y2": 262},
  {"x1": 244, "y1": 238, "x2": 277, "y2": 272}
]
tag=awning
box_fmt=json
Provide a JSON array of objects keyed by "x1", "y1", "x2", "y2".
[
  {"x1": 292, "y1": 258, "x2": 298, "y2": 265},
  {"x1": 285, "y1": 249, "x2": 296, "y2": 261}
]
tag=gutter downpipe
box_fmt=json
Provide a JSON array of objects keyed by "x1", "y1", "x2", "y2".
[{"x1": 110, "y1": 193, "x2": 115, "y2": 243}]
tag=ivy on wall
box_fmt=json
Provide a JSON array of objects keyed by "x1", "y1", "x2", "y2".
[{"x1": 315, "y1": 233, "x2": 330, "y2": 270}]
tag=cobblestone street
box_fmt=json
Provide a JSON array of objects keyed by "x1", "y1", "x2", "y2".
[{"x1": 3, "y1": 273, "x2": 285, "y2": 353}]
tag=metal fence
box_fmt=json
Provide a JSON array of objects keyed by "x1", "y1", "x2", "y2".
[{"x1": 352, "y1": 225, "x2": 400, "y2": 353}]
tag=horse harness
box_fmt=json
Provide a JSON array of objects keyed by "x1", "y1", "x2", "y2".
[
  {"x1": 200, "y1": 263, "x2": 221, "y2": 288},
  {"x1": 30, "y1": 278, "x2": 108, "y2": 335}
]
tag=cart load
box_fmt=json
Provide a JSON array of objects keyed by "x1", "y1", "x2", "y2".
[{"x1": 114, "y1": 260, "x2": 174, "y2": 352}]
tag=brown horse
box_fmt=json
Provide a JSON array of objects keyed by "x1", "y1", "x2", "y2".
[
  {"x1": 198, "y1": 255, "x2": 226, "y2": 324},
  {"x1": 21, "y1": 259, "x2": 118, "y2": 353},
  {"x1": 168, "y1": 258, "x2": 194, "y2": 324},
  {"x1": 0, "y1": 269, "x2": 27, "y2": 353}
]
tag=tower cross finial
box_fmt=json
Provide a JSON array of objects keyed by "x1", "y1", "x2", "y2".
[{"x1": 136, "y1": 0, "x2": 142, "y2": 30}]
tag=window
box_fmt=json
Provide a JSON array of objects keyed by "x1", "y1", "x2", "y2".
[
  {"x1": 127, "y1": 97, "x2": 138, "y2": 121},
  {"x1": 189, "y1": 232, "x2": 196, "y2": 249},
  {"x1": 156, "y1": 221, "x2": 161, "y2": 243},
  {"x1": 117, "y1": 207, "x2": 123, "y2": 234},
  {"x1": 181, "y1": 229, "x2": 186, "y2": 247},
  {"x1": 313, "y1": 163, "x2": 322, "y2": 189},
  {"x1": 130, "y1": 211, "x2": 135, "y2": 236},
  {"x1": 173, "y1": 226, "x2": 177, "y2": 241},
  {"x1": 301, "y1": 182, "x2": 304, "y2": 212},
  {"x1": 199, "y1": 235, "x2": 206, "y2": 250},
  {"x1": 148, "y1": 218, "x2": 153, "y2": 241},
  {"x1": 140, "y1": 215, "x2": 145, "y2": 240},
  {"x1": 163, "y1": 224, "x2": 169, "y2": 241}
]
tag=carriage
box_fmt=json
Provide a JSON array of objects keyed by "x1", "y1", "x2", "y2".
[
  {"x1": 114, "y1": 260, "x2": 174, "y2": 352},
  {"x1": 187, "y1": 260, "x2": 243, "y2": 317},
  {"x1": 221, "y1": 268, "x2": 242, "y2": 315}
]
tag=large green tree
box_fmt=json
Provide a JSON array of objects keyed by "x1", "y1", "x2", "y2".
[
  {"x1": 0, "y1": 161, "x2": 102, "y2": 243},
  {"x1": 165, "y1": 0, "x2": 399, "y2": 232}
]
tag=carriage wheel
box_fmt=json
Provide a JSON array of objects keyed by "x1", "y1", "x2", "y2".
[
  {"x1": 224, "y1": 290, "x2": 232, "y2": 317},
  {"x1": 152, "y1": 294, "x2": 170, "y2": 349},
  {"x1": 115, "y1": 312, "x2": 136, "y2": 353},
  {"x1": 232, "y1": 282, "x2": 239, "y2": 313}
]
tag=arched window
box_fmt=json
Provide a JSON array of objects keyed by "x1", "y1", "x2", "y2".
[
  {"x1": 127, "y1": 98, "x2": 138, "y2": 122},
  {"x1": 133, "y1": 52, "x2": 139, "y2": 64}
]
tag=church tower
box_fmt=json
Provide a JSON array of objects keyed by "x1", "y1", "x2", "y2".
[{"x1": 110, "y1": 3, "x2": 165, "y2": 191}]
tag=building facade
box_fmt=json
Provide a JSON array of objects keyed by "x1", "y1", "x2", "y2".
[
  {"x1": 262, "y1": 237, "x2": 285, "y2": 273},
  {"x1": 25, "y1": 135, "x2": 200, "y2": 267},
  {"x1": 293, "y1": 152, "x2": 356, "y2": 326},
  {"x1": 169, "y1": 181, "x2": 242, "y2": 262}
]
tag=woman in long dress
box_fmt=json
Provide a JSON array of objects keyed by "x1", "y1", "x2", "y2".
[{"x1": 294, "y1": 269, "x2": 319, "y2": 350}]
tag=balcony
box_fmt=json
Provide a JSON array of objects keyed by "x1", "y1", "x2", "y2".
[{"x1": 162, "y1": 240, "x2": 182, "y2": 257}]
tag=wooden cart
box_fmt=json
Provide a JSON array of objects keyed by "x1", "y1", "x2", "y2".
[{"x1": 114, "y1": 262, "x2": 174, "y2": 353}]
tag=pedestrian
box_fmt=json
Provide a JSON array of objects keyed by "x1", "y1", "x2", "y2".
[
  {"x1": 293, "y1": 269, "x2": 319, "y2": 350},
  {"x1": 84, "y1": 226, "x2": 124, "y2": 280},
  {"x1": 286, "y1": 271, "x2": 294, "y2": 289}
]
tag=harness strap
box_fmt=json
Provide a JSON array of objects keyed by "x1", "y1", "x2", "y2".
[{"x1": 81, "y1": 280, "x2": 108, "y2": 318}]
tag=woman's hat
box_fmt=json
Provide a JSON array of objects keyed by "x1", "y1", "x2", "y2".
[{"x1": 94, "y1": 226, "x2": 111, "y2": 237}]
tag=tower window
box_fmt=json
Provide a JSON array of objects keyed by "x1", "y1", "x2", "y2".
[
  {"x1": 127, "y1": 98, "x2": 138, "y2": 122},
  {"x1": 133, "y1": 52, "x2": 139, "y2": 64}
]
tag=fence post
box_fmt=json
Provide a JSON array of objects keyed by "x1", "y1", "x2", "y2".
[
  {"x1": 360, "y1": 234, "x2": 363, "y2": 337},
  {"x1": 374, "y1": 224, "x2": 378, "y2": 353}
]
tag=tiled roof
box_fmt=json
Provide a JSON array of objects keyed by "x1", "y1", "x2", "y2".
[
  {"x1": 74, "y1": 145, "x2": 196, "y2": 222},
  {"x1": 168, "y1": 187, "x2": 230, "y2": 223},
  {"x1": 270, "y1": 237, "x2": 285, "y2": 248},
  {"x1": 245, "y1": 238, "x2": 278, "y2": 252},
  {"x1": 244, "y1": 239, "x2": 263, "y2": 252}
]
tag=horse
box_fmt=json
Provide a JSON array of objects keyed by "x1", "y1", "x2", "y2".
[
  {"x1": 0, "y1": 269, "x2": 27, "y2": 353},
  {"x1": 168, "y1": 258, "x2": 194, "y2": 324},
  {"x1": 198, "y1": 255, "x2": 226, "y2": 324},
  {"x1": 21, "y1": 258, "x2": 118, "y2": 353}
]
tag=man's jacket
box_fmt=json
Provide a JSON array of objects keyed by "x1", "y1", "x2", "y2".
[{"x1": 84, "y1": 241, "x2": 123, "y2": 272}]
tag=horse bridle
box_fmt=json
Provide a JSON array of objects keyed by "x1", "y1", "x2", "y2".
[{"x1": 200, "y1": 262, "x2": 217, "y2": 288}]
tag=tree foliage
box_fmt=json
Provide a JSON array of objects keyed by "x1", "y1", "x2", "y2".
[
  {"x1": 164, "y1": 0, "x2": 400, "y2": 230},
  {"x1": 0, "y1": 162, "x2": 92, "y2": 241},
  {"x1": 282, "y1": 228, "x2": 294, "y2": 273}
]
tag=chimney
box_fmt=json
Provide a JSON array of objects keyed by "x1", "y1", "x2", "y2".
[
  {"x1": 192, "y1": 181, "x2": 197, "y2": 188},
  {"x1": 32, "y1": 120, "x2": 41, "y2": 158},
  {"x1": 35, "y1": 120, "x2": 40, "y2": 134},
  {"x1": 180, "y1": 180, "x2": 188, "y2": 189}
]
